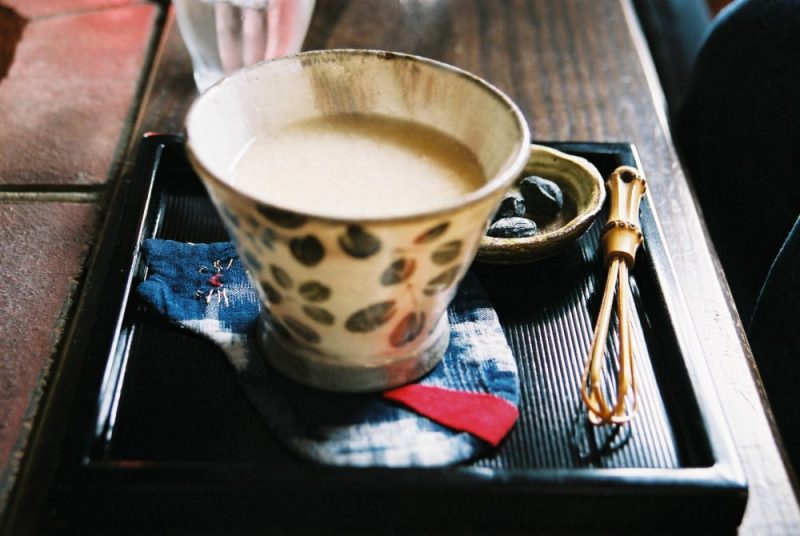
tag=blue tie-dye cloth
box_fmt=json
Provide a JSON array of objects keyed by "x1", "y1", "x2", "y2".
[{"x1": 137, "y1": 239, "x2": 519, "y2": 466}]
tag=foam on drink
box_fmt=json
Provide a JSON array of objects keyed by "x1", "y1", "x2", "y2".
[{"x1": 229, "y1": 113, "x2": 486, "y2": 219}]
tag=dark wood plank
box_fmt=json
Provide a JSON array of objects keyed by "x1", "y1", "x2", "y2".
[{"x1": 129, "y1": 1, "x2": 800, "y2": 533}]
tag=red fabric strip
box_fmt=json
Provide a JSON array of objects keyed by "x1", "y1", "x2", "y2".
[{"x1": 383, "y1": 384, "x2": 518, "y2": 447}]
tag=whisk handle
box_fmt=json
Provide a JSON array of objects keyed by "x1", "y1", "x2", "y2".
[{"x1": 601, "y1": 166, "x2": 647, "y2": 266}]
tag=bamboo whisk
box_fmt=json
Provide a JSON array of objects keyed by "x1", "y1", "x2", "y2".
[{"x1": 581, "y1": 166, "x2": 647, "y2": 425}]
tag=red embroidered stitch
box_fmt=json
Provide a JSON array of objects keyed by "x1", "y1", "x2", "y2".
[{"x1": 195, "y1": 258, "x2": 233, "y2": 306}]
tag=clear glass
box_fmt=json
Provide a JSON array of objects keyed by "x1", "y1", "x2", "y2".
[{"x1": 173, "y1": 0, "x2": 316, "y2": 92}]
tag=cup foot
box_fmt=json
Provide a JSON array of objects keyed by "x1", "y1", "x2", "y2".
[{"x1": 255, "y1": 313, "x2": 449, "y2": 392}]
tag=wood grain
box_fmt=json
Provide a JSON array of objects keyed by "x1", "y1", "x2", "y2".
[{"x1": 130, "y1": 1, "x2": 800, "y2": 533}]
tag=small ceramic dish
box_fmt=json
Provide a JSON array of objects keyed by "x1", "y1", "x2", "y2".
[{"x1": 476, "y1": 144, "x2": 605, "y2": 264}]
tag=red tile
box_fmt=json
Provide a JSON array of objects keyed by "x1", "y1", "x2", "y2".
[
  {"x1": 0, "y1": 201, "x2": 99, "y2": 508},
  {"x1": 0, "y1": 3, "x2": 158, "y2": 185},
  {"x1": 0, "y1": 0, "x2": 139, "y2": 20}
]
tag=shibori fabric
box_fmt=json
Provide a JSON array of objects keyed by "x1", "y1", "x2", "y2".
[{"x1": 136, "y1": 239, "x2": 519, "y2": 466}]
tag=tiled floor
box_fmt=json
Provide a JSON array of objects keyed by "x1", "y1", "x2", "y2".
[{"x1": 0, "y1": 0, "x2": 160, "y2": 517}]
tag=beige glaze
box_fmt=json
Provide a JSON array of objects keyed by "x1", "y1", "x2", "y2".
[{"x1": 185, "y1": 49, "x2": 530, "y2": 391}]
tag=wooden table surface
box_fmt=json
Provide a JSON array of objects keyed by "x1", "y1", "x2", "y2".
[{"x1": 123, "y1": 0, "x2": 798, "y2": 533}]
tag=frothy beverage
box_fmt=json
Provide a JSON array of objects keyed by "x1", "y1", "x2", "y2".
[{"x1": 229, "y1": 114, "x2": 486, "y2": 219}]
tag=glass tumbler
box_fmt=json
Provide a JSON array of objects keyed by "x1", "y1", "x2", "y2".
[{"x1": 173, "y1": 0, "x2": 317, "y2": 92}]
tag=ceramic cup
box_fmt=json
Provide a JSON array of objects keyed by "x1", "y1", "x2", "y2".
[{"x1": 185, "y1": 49, "x2": 530, "y2": 392}]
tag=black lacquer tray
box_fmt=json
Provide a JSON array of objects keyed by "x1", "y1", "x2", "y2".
[{"x1": 32, "y1": 135, "x2": 747, "y2": 533}]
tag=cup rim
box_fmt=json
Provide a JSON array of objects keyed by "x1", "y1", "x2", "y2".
[{"x1": 184, "y1": 48, "x2": 531, "y2": 225}]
